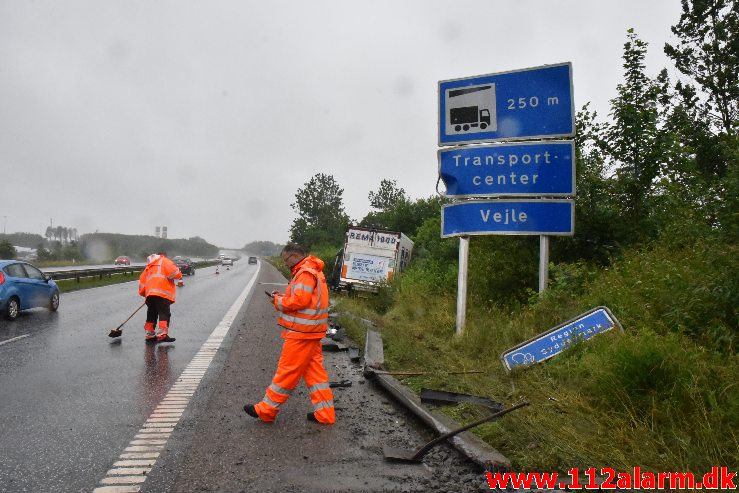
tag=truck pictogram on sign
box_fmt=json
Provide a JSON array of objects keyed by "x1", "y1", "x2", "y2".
[{"x1": 445, "y1": 85, "x2": 497, "y2": 134}]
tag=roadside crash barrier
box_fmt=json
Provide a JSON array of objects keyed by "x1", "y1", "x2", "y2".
[{"x1": 362, "y1": 329, "x2": 512, "y2": 471}]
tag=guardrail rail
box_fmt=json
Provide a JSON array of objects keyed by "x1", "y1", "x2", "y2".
[{"x1": 43, "y1": 260, "x2": 220, "y2": 282}]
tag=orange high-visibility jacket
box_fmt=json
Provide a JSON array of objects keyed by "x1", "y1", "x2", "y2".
[
  {"x1": 138, "y1": 255, "x2": 182, "y2": 302},
  {"x1": 273, "y1": 255, "x2": 329, "y2": 339}
]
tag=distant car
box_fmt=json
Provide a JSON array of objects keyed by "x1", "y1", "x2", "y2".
[
  {"x1": 221, "y1": 257, "x2": 233, "y2": 266},
  {"x1": 174, "y1": 257, "x2": 196, "y2": 276},
  {"x1": 114, "y1": 256, "x2": 131, "y2": 266},
  {"x1": 0, "y1": 260, "x2": 60, "y2": 321},
  {"x1": 248, "y1": 256, "x2": 258, "y2": 265}
]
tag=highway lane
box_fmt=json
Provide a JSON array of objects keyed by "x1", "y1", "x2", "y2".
[{"x1": 0, "y1": 260, "x2": 258, "y2": 492}]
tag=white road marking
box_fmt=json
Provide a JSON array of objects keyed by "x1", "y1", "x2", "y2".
[
  {"x1": 107, "y1": 467, "x2": 152, "y2": 475},
  {"x1": 119, "y1": 452, "x2": 160, "y2": 459},
  {"x1": 0, "y1": 334, "x2": 30, "y2": 347},
  {"x1": 93, "y1": 486, "x2": 141, "y2": 492},
  {"x1": 95, "y1": 264, "x2": 260, "y2": 490},
  {"x1": 113, "y1": 460, "x2": 157, "y2": 467},
  {"x1": 100, "y1": 476, "x2": 147, "y2": 484}
]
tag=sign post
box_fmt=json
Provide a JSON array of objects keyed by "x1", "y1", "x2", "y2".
[
  {"x1": 456, "y1": 237, "x2": 469, "y2": 335},
  {"x1": 539, "y1": 235, "x2": 549, "y2": 293}
]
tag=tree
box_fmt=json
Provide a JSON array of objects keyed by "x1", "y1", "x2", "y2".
[
  {"x1": 289, "y1": 173, "x2": 350, "y2": 249},
  {"x1": 360, "y1": 195, "x2": 444, "y2": 238},
  {"x1": 45, "y1": 226, "x2": 53, "y2": 242},
  {"x1": 665, "y1": 0, "x2": 739, "y2": 138},
  {"x1": 663, "y1": 1, "x2": 739, "y2": 236},
  {"x1": 0, "y1": 240, "x2": 16, "y2": 259},
  {"x1": 602, "y1": 29, "x2": 668, "y2": 241},
  {"x1": 368, "y1": 179, "x2": 407, "y2": 211}
]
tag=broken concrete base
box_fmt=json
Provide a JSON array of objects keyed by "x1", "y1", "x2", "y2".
[{"x1": 363, "y1": 330, "x2": 511, "y2": 471}]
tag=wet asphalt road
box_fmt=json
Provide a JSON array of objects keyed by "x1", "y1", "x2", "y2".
[
  {"x1": 1, "y1": 260, "x2": 491, "y2": 492},
  {"x1": 0, "y1": 260, "x2": 258, "y2": 492}
]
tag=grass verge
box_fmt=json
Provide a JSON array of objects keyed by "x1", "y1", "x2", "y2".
[
  {"x1": 56, "y1": 272, "x2": 139, "y2": 293},
  {"x1": 329, "y1": 239, "x2": 738, "y2": 473}
]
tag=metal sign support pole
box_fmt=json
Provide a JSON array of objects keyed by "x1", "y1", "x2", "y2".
[
  {"x1": 539, "y1": 235, "x2": 549, "y2": 293},
  {"x1": 456, "y1": 236, "x2": 469, "y2": 335}
]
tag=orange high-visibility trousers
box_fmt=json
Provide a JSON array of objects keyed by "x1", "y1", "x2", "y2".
[{"x1": 254, "y1": 338, "x2": 335, "y2": 424}]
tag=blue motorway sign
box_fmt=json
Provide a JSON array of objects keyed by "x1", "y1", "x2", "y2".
[
  {"x1": 501, "y1": 307, "x2": 623, "y2": 371},
  {"x1": 441, "y1": 199, "x2": 574, "y2": 237},
  {"x1": 439, "y1": 63, "x2": 574, "y2": 146},
  {"x1": 438, "y1": 140, "x2": 575, "y2": 198}
]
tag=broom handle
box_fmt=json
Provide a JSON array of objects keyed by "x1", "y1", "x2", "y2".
[{"x1": 116, "y1": 302, "x2": 146, "y2": 330}]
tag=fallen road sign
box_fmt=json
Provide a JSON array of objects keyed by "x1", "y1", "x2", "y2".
[{"x1": 501, "y1": 306, "x2": 623, "y2": 371}]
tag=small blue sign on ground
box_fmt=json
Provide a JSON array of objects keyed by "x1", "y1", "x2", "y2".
[
  {"x1": 441, "y1": 200, "x2": 574, "y2": 237},
  {"x1": 501, "y1": 307, "x2": 623, "y2": 371},
  {"x1": 439, "y1": 63, "x2": 574, "y2": 146},
  {"x1": 439, "y1": 140, "x2": 575, "y2": 197}
]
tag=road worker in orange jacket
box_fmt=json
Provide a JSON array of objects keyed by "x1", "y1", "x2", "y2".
[
  {"x1": 138, "y1": 252, "x2": 182, "y2": 343},
  {"x1": 244, "y1": 243, "x2": 335, "y2": 424}
]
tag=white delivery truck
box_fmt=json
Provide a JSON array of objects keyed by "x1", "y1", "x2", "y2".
[{"x1": 335, "y1": 226, "x2": 413, "y2": 292}]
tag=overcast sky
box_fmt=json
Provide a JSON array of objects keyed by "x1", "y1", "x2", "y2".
[{"x1": 1, "y1": 0, "x2": 683, "y2": 248}]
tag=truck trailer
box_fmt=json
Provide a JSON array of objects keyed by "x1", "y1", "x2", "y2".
[{"x1": 331, "y1": 226, "x2": 413, "y2": 292}]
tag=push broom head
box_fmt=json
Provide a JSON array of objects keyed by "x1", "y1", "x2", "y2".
[{"x1": 108, "y1": 328, "x2": 123, "y2": 338}]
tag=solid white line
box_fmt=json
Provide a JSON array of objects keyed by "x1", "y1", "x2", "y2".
[
  {"x1": 0, "y1": 334, "x2": 30, "y2": 347},
  {"x1": 96, "y1": 263, "x2": 260, "y2": 490}
]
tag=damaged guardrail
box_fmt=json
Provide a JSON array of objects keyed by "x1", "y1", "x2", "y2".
[{"x1": 361, "y1": 328, "x2": 515, "y2": 470}]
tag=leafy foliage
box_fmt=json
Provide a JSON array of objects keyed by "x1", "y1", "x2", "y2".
[
  {"x1": 289, "y1": 173, "x2": 349, "y2": 250},
  {"x1": 368, "y1": 179, "x2": 407, "y2": 210},
  {"x1": 665, "y1": 0, "x2": 739, "y2": 138},
  {"x1": 80, "y1": 233, "x2": 218, "y2": 261},
  {"x1": 359, "y1": 195, "x2": 445, "y2": 238},
  {"x1": 0, "y1": 233, "x2": 45, "y2": 249},
  {"x1": 242, "y1": 240, "x2": 283, "y2": 256},
  {"x1": 0, "y1": 240, "x2": 16, "y2": 259}
]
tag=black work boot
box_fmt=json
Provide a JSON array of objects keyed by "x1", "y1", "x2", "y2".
[{"x1": 243, "y1": 404, "x2": 259, "y2": 419}]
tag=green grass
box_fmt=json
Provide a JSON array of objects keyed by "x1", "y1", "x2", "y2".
[
  {"x1": 56, "y1": 272, "x2": 140, "y2": 292},
  {"x1": 55, "y1": 261, "x2": 221, "y2": 293},
  {"x1": 330, "y1": 239, "x2": 739, "y2": 473}
]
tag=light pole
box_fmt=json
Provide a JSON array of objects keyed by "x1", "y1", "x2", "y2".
[{"x1": 2, "y1": 216, "x2": 6, "y2": 235}]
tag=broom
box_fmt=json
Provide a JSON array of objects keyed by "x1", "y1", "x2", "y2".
[{"x1": 108, "y1": 302, "x2": 146, "y2": 338}]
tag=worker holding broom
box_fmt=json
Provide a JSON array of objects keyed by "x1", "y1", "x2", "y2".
[
  {"x1": 138, "y1": 251, "x2": 182, "y2": 343},
  {"x1": 243, "y1": 243, "x2": 335, "y2": 424}
]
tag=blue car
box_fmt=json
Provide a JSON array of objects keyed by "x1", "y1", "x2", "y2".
[{"x1": 0, "y1": 260, "x2": 60, "y2": 321}]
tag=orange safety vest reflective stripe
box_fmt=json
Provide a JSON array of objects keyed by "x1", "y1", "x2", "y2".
[
  {"x1": 274, "y1": 256, "x2": 329, "y2": 339},
  {"x1": 138, "y1": 256, "x2": 182, "y2": 302}
]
